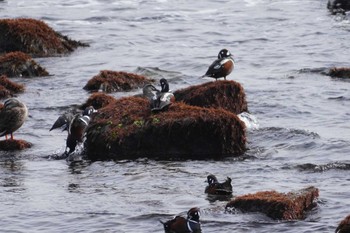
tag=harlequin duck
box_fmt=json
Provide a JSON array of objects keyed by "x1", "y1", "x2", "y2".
[
  {"x1": 50, "y1": 112, "x2": 74, "y2": 131},
  {"x1": 143, "y1": 78, "x2": 175, "y2": 112},
  {"x1": 202, "y1": 49, "x2": 234, "y2": 81},
  {"x1": 0, "y1": 98, "x2": 28, "y2": 140},
  {"x1": 161, "y1": 207, "x2": 201, "y2": 233},
  {"x1": 336, "y1": 215, "x2": 350, "y2": 233},
  {"x1": 65, "y1": 106, "x2": 97, "y2": 155},
  {"x1": 205, "y1": 174, "x2": 232, "y2": 195}
]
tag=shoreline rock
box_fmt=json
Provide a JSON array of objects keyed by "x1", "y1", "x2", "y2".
[
  {"x1": 0, "y1": 18, "x2": 88, "y2": 57},
  {"x1": 328, "y1": 0, "x2": 350, "y2": 14},
  {"x1": 0, "y1": 75, "x2": 25, "y2": 99},
  {"x1": 226, "y1": 186, "x2": 319, "y2": 220},
  {"x1": 336, "y1": 214, "x2": 350, "y2": 233},
  {"x1": 83, "y1": 70, "x2": 155, "y2": 93},
  {"x1": 174, "y1": 80, "x2": 248, "y2": 114},
  {"x1": 0, "y1": 52, "x2": 49, "y2": 77},
  {"x1": 0, "y1": 139, "x2": 32, "y2": 151},
  {"x1": 80, "y1": 92, "x2": 117, "y2": 110},
  {"x1": 328, "y1": 67, "x2": 350, "y2": 79},
  {"x1": 85, "y1": 96, "x2": 246, "y2": 161}
]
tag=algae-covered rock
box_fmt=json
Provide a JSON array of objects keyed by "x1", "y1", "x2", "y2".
[
  {"x1": 174, "y1": 80, "x2": 247, "y2": 114},
  {"x1": 81, "y1": 92, "x2": 117, "y2": 110},
  {"x1": 328, "y1": 0, "x2": 350, "y2": 14},
  {"x1": 0, "y1": 18, "x2": 88, "y2": 57},
  {"x1": 85, "y1": 96, "x2": 246, "y2": 160},
  {"x1": 83, "y1": 70, "x2": 154, "y2": 93},
  {"x1": 226, "y1": 186, "x2": 319, "y2": 220},
  {"x1": 328, "y1": 67, "x2": 350, "y2": 79},
  {"x1": 0, "y1": 51, "x2": 49, "y2": 77},
  {"x1": 0, "y1": 75, "x2": 25, "y2": 99},
  {"x1": 336, "y1": 214, "x2": 350, "y2": 233},
  {"x1": 0, "y1": 139, "x2": 32, "y2": 151}
]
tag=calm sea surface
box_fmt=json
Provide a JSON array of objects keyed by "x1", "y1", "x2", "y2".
[{"x1": 1, "y1": 0, "x2": 350, "y2": 232}]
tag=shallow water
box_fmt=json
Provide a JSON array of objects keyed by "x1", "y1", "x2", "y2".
[{"x1": 1, "y1": 0, "x2": 350, "y2": 232}]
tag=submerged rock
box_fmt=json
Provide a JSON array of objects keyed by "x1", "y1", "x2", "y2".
[
  {"x1": 226, "y1": 186, "x2": 319, "y2": 220},
  {"x1": 0, "y1": 139, "x2": 32, "y2": 151},
  {"x1": 0, "y1": 52, "x2": 49, "y2": 77},
  {"x1": 83, "y1": 70, "x2": 155, "y2": 93},
  {"x1": 0, "y1": 75, "x2": 25, "y2": 99},
  {"x1": 328, "y1": 0, "x2": 350, "y2": 14},
  {"x1": 336, "y1": 214, "x2": 350, "y2": 233},
  {"x1": 0, "y1": 18, "x2": 88, "y2": 57},
  {"x1": 85, "y1": 96, "x2": 246, "y2": 161},
  {"x1": 328, "y1": 67, "x2": 350, "y2": 79},
  {"x1": 80, "y1": 92, "x2": 117, "y2": 110},
  {"x1": 174, "y1": 80, "x2": 248, "y2": 114}
]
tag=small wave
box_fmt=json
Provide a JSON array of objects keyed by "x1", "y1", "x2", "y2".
[
  {"x1": 296, "y1": 162, "x2": 350, "y2": 172},
  {"x1": 238, "y1": 112, "x2": 259, "y2": 130}
]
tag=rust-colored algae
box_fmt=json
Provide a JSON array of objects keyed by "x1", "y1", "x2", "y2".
[
  {"x1": 0, "y1": 51, "x2": 49, "y2": 77},
  {"x1": 0, "y1": 18, "x2": 88, "y2": 57},
  {"x1": 226, "y1": 186, "x2": 319, "y2": 220},
  {"x1": 81, "y1": 92, "x2": 117, "y2": 110},
  {"x1": 336, "y1": 215, "x2": 350, "y2": 233},
  {"x1": 0, "y1": 139, "x2": 32, "y2": 151},
  {"x1": 174, "y1": 80, "x2": 248, "y2": 114},
  {"x1": 85, "y1": 96, "x2": 246, "y2": 160},
  {"x1": 83, "y1": 70, "x2": 154, "y2": 92},
  {"x1": 0, "y1": 75, "x2": 25, "y2": 99},
  {"x1": 328, "y1": 67, "x2": 350, "y2": 79}
]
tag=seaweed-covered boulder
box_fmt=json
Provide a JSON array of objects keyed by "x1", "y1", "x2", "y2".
[
  {"x1": 328, "y1": 0, "x2": 350, "y2": 14},
  {"x1": 0, "y1": 52, "x2": 49, "y2": 77},
  {"x1": 0, "y1": 18, "x2": 88, "y2": 57},
  {"x1": 336, "y1": 214, "x2": 350, "y2": 233},
  {"x1": 328, "y1": 67, "x2": 350, "y2": 79},
  {"x1": 0, "y1": 139, "x2": 32, "y2": 151},
  {"x1": 174, "y1": 80, "x2": 247, "y2": 114},
  {"x1": 85, "y1": 96, "x2": 246, "y2": 160},
  {"x1": 83, "y1": 70, "x2": 154, "y2": 93},
  {"x1": 0, "y1": 75, "x2": 25, "y2": 99},
  {"x1": 81, "y1": 92, "x2": 117, "y2": 110},
  {"x1": 226, "y1": 186, "x2": 319, "y2": 220}
]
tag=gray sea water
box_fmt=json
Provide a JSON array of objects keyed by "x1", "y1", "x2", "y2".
[{"x1": 1, "y1": 0, "x2": 350, "y2": 232}]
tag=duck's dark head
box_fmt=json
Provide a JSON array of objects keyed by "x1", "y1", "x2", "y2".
[
  {"x1": 83, "y1": 106, "x2": 97, "y2": 116},
  {"x1": 160, "y1": 78, "x2": 169, "y2": 92},
  {"x1": 187, "y1": 207, "x2": 200, "y2": 222},
  {"x1": 218, "y1": 49, "x2": 232, "y2": 59},
  {"x1": 207, "y1": 174, "x2": 218, "y2": 185}
]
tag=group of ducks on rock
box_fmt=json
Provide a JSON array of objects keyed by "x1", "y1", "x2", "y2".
[
  {"x1": 0, "y1": 49, "x2": 235, "y2": 149},
  {"x1": 161, "y1": 174, "x2": 232, "y2": 233}
]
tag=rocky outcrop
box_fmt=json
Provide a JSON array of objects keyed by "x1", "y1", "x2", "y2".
[
  {"x1": 174, "y1": 81, "x2": 247, "y2": 114},
  {"x1": 336, "y1": 215, "x2": 350, "y2": 233},
  {"x1": 85, "y1": 96, "x2": 246, "y2": 161},
  {"x1": 0, "y1": 75, "x2": 25, "y2": 99},
  {"x1": 226, "y1": 186, "x2": 319, "y2": 220},
  {"x1": 83, "y1": 70, "x2": 155, "y2": 93},
  {"x1": 80, "y1": 92, "x2": 117, "y2": 110},
  {"x1": 0, "y1": 18, "x2": 88, "y2": 57},
  {"x1": 0, "y1": 52, "x2": 49, "y2": 77},
  {"x1": 328, "y1": 67, "x2": 350, "y2": 79},
  {"x1": 328, "y1": 0, "x2": 350, "y2": 14},
  {"x1": 0, "y1": 139, "x2": 32, "y2": 151}
]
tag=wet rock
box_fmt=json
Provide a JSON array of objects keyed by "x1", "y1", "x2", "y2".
[
  {"x1": 85, "y1": 96, "x2": 246, "y2": 161},
  {"x1": 0, "y1": 18, "x2": 88, "y2": 57},
  {"x1": 226, "y1": 186, "x2": 319, "y2": 220},
  {"x1": 328, "y1": 67, "x2": 350, "y2": 79},
  {"x1": 328, "y1": 0, "x2": 350, "y2": 14},
  {"x1": 0, "y1": 75, "x2": 25, "y2": 99},
  {"x1": 336, "y1": 214, "x2": 350, "y2": 233},
  {"x1": 174, "y1": 80, "x2": 248, "y2": 115},
  {"x1": 84, "y1": 70, "x2": 155, "y2": 93},
  {"x1": 81, "y1": 92, "x2": 117, "y2": 110},
  {"x1": 0, "y1": 52, "x2": 49, "y2": 77},
  {"x1": 0, "y1": 139, "x2": 32, "y2": 151}
]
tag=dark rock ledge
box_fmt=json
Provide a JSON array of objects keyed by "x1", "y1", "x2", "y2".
[{"x1": 226, "y1": 186, "x2": 319, "y2": 220}]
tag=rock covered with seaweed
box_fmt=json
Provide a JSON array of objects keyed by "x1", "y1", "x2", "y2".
[{"x1": 0, "y1": 75, "x2": 25, "y2": 99}]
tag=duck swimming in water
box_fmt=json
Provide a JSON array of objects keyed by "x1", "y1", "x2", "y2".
[
  {"x1": 161, "y1": 207, "x2": 201, "y2": 233},
  {"x1": 143, "y1": 78, "x2": 175, "y2": 112},
  {"x1": 0, "y1": 98, "x2": 28, "y2": 140},
  {"x1": 202, "y1": 49, "x2": 234, "y2": 81},
  {"x1": 205, "y1": 174, "x2": 233, "y2": 196}
]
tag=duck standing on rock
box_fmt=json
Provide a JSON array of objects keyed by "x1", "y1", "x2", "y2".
[
  {"x1": 161, "y1": 207, "x2": 201, "y2": 233},
  {"x1": 65, "y1": 106, "x2": 97, "y2": 155},
  {"x1": 205, "y1": 174, "x2": 233, "y2": 196},
  {"x1": 143, "y1": 78, "x2": 175, "y2": 112},
  {"x1": 202, "y1": 49, "x2": 234, "y2": 81},
  {"x1": 0, "y1": 98, "x2": 28, "y2": 140}
]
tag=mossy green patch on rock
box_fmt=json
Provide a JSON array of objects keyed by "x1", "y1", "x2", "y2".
[
  {"x1": 0, "y1": 18, "x2": 88, "y2": 57},
  {"x1": 0, "y1": 51, "x2": 49, "y2": 77},
  {"x1": 85, "y1": 96, "x2": 246, "y2": 160},
  {"x1": 174, "y1": 80, "x2": 248, "y2": 114},
  {"x1": 83, "y1": 70, "x2": 154, "y2": 93}
]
